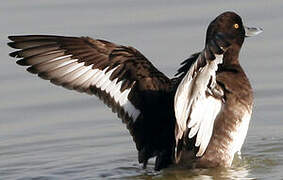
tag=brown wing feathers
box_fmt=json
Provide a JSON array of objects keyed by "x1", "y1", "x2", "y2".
[
  {"x1": 8, "y1": 35, "x2": 141, "y2": 115},
  {"x1": 8, "y1": 35, "x2": 173, "y2": 168},
  {"x1": 8, "y1": 36, "x2": 127, "y2": 92}
]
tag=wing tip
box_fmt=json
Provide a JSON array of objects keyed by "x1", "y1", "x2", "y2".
[
  {"x1": 7, "y1": 41, "x2": 17, "y2": 48},
  {"x1": 8, "y1": 35, "x2": 28, "y2": 42},
  {"x1": 8, "y1": 35, "x2": 16, "y2": 41},
  {"x1": 16, "y1": 59, "x2": 29, "y2": 66},
  {"x1": 9, "y1": 51, "x2": 21, "y2": 58},
  {"x1": 26, "y1": 66, "x2": 38, "y2": 74}
]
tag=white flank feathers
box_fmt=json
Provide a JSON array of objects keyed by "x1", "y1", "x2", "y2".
[
  {"x1": 227, "y1": 111, "x2": 252, "y2": 165},
  {"x1": 174, "y1": 53, "x2": 224, "y2": 157}
]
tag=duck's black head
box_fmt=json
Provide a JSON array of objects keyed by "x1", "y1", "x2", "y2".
[
  {"x1": 205, "y1": 11, "x2": 262, "y2": 63},
  {"x1": 206, "y1": 11, "x2": 245, "y2": 48}
]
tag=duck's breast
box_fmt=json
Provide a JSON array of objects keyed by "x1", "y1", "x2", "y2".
[{"x1": 197, "y1": 67, "x2": 253, "y2": 167}]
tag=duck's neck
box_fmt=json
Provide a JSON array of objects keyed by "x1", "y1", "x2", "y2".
[{"x1": 223, "y1": 45, "x2": 241, "y2": 66}]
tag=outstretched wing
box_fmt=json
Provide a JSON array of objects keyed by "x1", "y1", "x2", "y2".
[
  {"x1": 174, "y1": 34, "x2": 230, "y2": 159},
  {"x1": 8, "y1": 35, "x2": 171, "y2": 159}
]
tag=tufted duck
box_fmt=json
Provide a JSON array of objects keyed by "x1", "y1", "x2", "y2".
[{"x1": 8, "y1": 11, "x2": 262, "y2": 170}]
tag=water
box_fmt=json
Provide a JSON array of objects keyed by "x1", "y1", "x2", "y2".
[{"x1": 1, "y1": 0, "x2": 283, "y2": 179}]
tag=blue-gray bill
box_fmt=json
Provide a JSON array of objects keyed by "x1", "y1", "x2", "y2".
[{"x1": 245, "y1": 26, "x2": 263, "y2": 37}]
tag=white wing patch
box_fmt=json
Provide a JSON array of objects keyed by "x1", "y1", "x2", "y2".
[
  {"x1": 31, "y1": 55, "x2": 141, "y2": 121},
  {"x1": 174, "y1": 54, "x2": 224, "y2": 157},
  {"x1": 191, "y1": 96, "x2": 222, "y2": 156},
  {"x1": 89, "y1": 66, "x2": 140, "y2": 121}
]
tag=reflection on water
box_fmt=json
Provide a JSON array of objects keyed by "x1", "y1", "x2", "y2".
[
  {"x1": 96, "y1": 139, "x2": 283, "y2": 179},
  {"x1": 1, "y1": 0, "x2": 283, "y2": 179},
  {"x1": 115, "y1": 151, "x2": 281, "y2": 180},
  {"x1": 124, "y1": 163, "x2": 253, "y2": 180}
]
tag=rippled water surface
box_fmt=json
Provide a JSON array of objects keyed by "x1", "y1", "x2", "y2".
[{"x1": 1, "y1": 0, "x2": 283, "y2": 179}]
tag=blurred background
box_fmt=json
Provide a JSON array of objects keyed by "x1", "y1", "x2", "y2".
[{"x1": 1, "y1": 0, "x2": 283, "y2": 179}]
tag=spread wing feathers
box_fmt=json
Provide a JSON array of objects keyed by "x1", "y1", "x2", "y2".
[
  {"x1": 174, "y1": 51, "x2": 224, "y2": 157},
  {"x1": 8, "y1": 35, "x2": 171, "y2": 148}
]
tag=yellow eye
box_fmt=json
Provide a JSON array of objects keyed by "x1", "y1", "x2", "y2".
[{"x1": 234, "y1": 23, "x2": 239, "y2": 29}]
